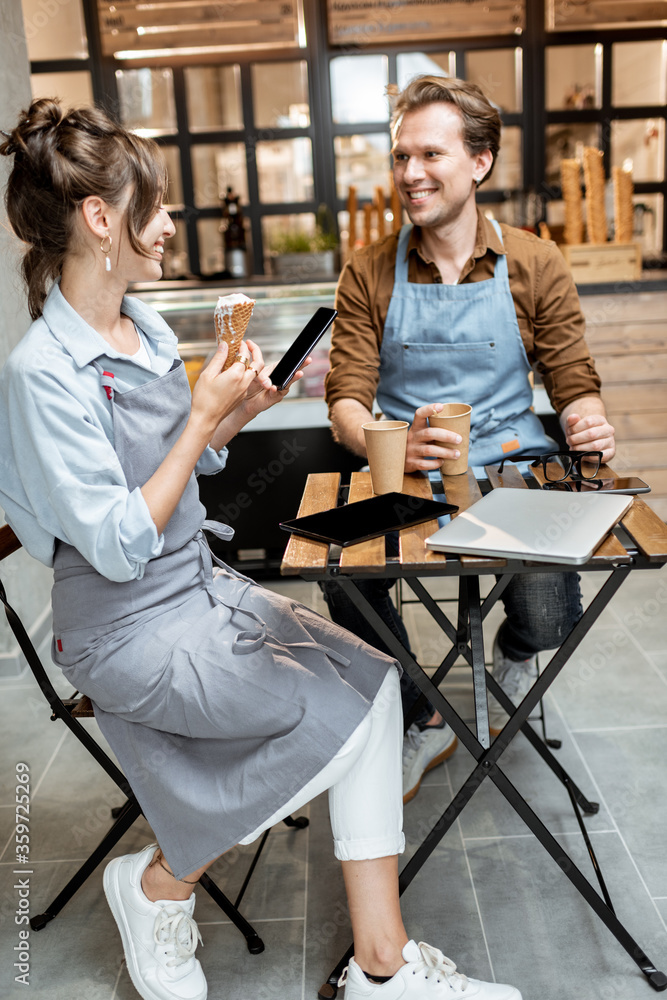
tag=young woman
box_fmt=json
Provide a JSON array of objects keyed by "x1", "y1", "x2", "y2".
[{"x1": 0, "y1": 99, "x2": 521, "y2": 1000}]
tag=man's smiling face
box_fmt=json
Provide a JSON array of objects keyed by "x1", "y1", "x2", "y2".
[{"x1": 392, "y1": 102, "x2": 492, "y2": 232}]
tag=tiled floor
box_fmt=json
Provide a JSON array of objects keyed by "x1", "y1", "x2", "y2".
[{"x1": 1, "y1": 566, "x2": 667, "y2": 1000}]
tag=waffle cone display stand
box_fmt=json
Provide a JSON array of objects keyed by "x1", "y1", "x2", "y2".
[{"x1": 559, "y1": 149, "x2": 641, "y2": 283}]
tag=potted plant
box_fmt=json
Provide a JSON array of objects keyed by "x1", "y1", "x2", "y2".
[{"x1": 268, "y1": 204, "x2": 339, "y2": 279}]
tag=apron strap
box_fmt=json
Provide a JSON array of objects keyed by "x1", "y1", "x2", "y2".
[
  {"x1": 394, "y1": 225, "x2": 413, "y2": 285},
  {"x1": 198, "y1": 524, "x2": 352, "y2": 665},
  {"x1": 202, "y1": 518, "x2": 235, "y2": 545},
  {"x1": 92, "y1": 360, "x2": 116, "y2": 401},
  {"x1": 489, "y1": 218, "x2": 509, "y2": 283}
]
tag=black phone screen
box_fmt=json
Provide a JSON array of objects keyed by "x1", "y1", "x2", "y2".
[
  {"x1": 280, "y1": 493, "x2": 458, "y2": 547},
  {"x1": 270, "y1": 307, "x2": 337, "y2": 390}
]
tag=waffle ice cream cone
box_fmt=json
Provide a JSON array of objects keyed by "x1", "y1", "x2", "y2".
[{"x1": 214, "y1": 293, "x2": 256, "y2": 371}]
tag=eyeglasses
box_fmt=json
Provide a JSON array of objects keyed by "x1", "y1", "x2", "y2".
[{"x1": 497, "y1": 451, "x2": 603, "y2": 482}]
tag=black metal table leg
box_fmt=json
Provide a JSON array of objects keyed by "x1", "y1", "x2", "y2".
[{"x1": 318, "y1": 563, "x2": 667, "y2": 995}]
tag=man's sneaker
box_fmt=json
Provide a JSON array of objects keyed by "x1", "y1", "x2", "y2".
[
  {"x1": 487, "y1": 633, "x2": 538, "y2": 737},
  {"x1": 403, "y1": 720, "x2": 458, "y2": 803},
  {"x1": 103, "y1": 843, "x2": 207, "y2": 1000},
  {"x1": 339, "y1": 939, "x2": 522, "y2": 998}
]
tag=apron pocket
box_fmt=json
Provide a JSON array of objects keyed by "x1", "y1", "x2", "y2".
[{"x1": 400, "y1": 341, "x2": 496, "y2": 406}]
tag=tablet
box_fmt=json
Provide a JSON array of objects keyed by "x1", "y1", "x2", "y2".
[{"x1": 280, "y1": 493, "x2": 458, "y2": 547}]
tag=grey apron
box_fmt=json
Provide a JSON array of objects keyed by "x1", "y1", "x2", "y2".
[{"x1": 51, "y1": 357, "x2": 393, "y2": 878}]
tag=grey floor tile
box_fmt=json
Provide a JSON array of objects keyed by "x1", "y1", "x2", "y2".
[
  {"x1": 606, "y1": 566, "x2": 667, "y2": 605},
  {"x1": 649, "y1": 652, "x2": 667, "y2": 681},
  {"x1": 7, "y1": 729, "x2": 131, "y2": 865},
  {"x1": 603, "y1": 567, "x2": 667, "y2": 651},
  {"x1": 572, "y1": 727, "x2": 667, "y2": 898},
  {"x1": 303, "y1": 791, "x2": 353, "y2": 1000},
  {"x1": 0, "y1": 805, "x2": 20, "y2": 864},
  {"x1": 468, "y1": 831, "x2": 667, "y2": 999},
  {"x1": 0, "y1": 684, "x2": 67, "y2": 805},
  {"x1": 548, "y1": 626, "x2": 667, "y2": 730},
  {"x1": 0, "y1": 857, "x2": 122, "y2": 999},
  {"x1": 197, "y1": 811, "x2": 310, "y2": 923},
  {"x1": 193, "y1": 917, "x2": 306, "y2": 1000},
  {"x1": 400, "y1": 784, "x2": 493, "y2": 982}
]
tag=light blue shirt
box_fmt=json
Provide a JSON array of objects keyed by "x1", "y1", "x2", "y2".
[{"x1": 0, "y1": 282, "x2": 227, "y2": 581}]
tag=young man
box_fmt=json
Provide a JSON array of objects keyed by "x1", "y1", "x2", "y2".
[{"x1": 323, "y1": 75, "x2": 615, "y2": 802}]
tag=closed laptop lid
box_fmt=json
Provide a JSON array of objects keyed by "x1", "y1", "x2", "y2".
[{"x1": 426, "y1": 488, "x2": 632, "y2": 565}]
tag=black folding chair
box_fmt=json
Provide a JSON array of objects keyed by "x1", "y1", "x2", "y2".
[{"x1": 0, "y1": 523, "x2": 307, "y2": 953}]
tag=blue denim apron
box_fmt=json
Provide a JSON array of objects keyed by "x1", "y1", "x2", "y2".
[
  {"x1": 51, "y1": 356, "x2": 393, "y2": 878},
  {"x1": 376, "y1": 222, "x2": 554, "y2": 466}
]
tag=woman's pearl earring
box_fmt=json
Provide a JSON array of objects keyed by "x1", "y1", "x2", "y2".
[{"x1": 100, "y1": 233, "x2": 112, "y2": 272}]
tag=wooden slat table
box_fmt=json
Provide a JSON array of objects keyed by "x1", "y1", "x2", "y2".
[
  {"x1": 283, "y1": 464, "x2": 658, "y2": 577},
  {"x1": 282, "y1": 465, "x2": 667, "y2": 997}
]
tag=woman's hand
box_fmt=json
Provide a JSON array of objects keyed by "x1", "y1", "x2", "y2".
[
  {"x1": 190, "y1": 340, "x2": 260, "y2": 435},
  {"x1": 240, "y1": 340, "x2": 312, "y2": 419}
]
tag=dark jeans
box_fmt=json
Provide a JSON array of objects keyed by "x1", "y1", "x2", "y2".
[{"x1": 320, "y1": 557, "x2": 582, "y2": 727}]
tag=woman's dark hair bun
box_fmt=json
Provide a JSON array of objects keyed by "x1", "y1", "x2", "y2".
[
  {"x1": 1, "y1": 98, "x2": 65, "y2": 160},
  {"x1": 2, "y1": 97, "x2": 168, "y2": 320}
]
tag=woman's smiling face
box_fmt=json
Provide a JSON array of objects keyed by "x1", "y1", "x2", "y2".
[{"x1": 133, "y1": 201, "x2": 176, "y2": 281}]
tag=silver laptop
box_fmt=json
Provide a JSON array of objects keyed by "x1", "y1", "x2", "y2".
[{"x1": 426, "y1": 488, "x2": 632, "y2": 565}]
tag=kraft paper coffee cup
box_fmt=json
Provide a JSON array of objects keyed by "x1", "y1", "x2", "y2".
[
  {"x1": 362, "y1": 420, "x2": 409, "y2": 494},
  {"x1": 428, "y1": 403, "x2": 472, "y2": 476}
]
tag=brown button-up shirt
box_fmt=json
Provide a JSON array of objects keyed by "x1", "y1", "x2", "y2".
[{"x1": 325, "y1": 209, "x2": 601, "y2": 418}]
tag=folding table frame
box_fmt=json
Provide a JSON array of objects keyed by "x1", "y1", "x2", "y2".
[{"x1": 280, "y1": 464, "x2": 667, "y2": 997}]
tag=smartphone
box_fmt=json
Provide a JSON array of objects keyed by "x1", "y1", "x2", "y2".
[
  {"x1": 270, "y1": 307, "x2": 337, "y2": 390},
  {"x1": 542, "y1": 477, "x2": 651, "y2": 495},
  {"x1": 280, "y1": 493, "x2": 458, "y2": 547}
]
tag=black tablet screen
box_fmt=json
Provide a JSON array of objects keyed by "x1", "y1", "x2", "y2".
[{"x1": 280, "y1": 492, "x2": 457, "y2": 547}]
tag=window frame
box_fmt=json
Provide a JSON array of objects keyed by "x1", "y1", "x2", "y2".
[{"x1": 27, "y1": 0, "x2": 667, "y2": 277}]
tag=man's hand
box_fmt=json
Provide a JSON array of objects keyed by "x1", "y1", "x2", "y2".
[
  {"x1": 406, "y1": 403, "x2": 462, "y2": 473},
  {"x1": 560, "y1": 396, "x2": 615, "y2": 463}
]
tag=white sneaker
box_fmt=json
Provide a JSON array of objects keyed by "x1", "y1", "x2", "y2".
[
  {"x1": 103, "y1": 843, "x2": 207, "y2": 1000},
  {"x1": 487, "y1": 633, "x2": 538, "y2": 737},
  {"x1": 402, "y1": 721, "x2": 458, "y2": 803},
  {"x1": 339, "y1": 939, "x2": 522, "y2": 999}
]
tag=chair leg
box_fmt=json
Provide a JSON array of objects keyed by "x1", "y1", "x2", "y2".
[
  {"x1": 198, "y1": 872, "x2": 265, "y2": 954},
  {"x1": 30, "y1": 797, "x2": 141, "y2": 930},
  {"x1": 283, "y1": 814, "x2": 309, "y2": 829},
  {"x1": 31, "y1": 800, "x2": 267, "y2": 959}
]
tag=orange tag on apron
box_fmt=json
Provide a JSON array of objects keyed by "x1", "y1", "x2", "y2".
[{"x1": 501, "y1": 439, "x2": 520, "y2": 454}]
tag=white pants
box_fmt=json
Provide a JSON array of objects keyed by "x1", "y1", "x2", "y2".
[{"x1": 239, "y1": 668, "x2": 405, "y2": 861}]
